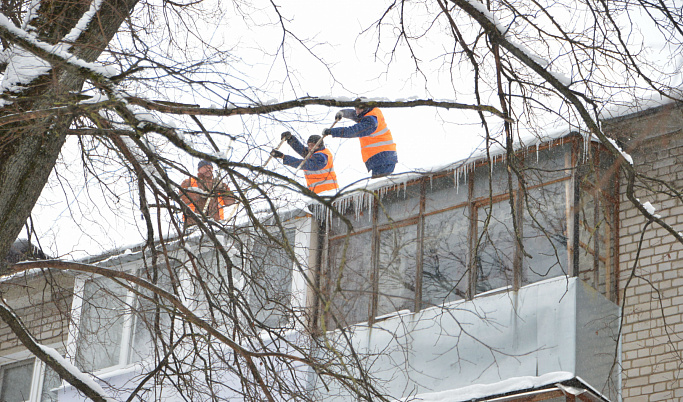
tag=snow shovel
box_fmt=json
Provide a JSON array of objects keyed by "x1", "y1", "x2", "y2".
[{"x1": 296, "y1": 116, "x2": 341, "y2": 171}]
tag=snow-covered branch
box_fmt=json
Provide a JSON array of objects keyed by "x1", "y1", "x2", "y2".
[
  {"x1": 0, "y1": 14, "x2": 116, "y2": 92},
  {"x1": 0, "y1": 302, "x2": 113, "y2": 402}
]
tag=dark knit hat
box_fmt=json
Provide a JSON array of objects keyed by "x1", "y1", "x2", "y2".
[
  {"x1": 198, "y1": 159, "x2": 212, "y2": 170},
  {"x1": 354, "y1": 97, "x2": 372, "y2": 116},
  {"x1": 307, "y1": 135, "x2": 323, "y2": 149}
]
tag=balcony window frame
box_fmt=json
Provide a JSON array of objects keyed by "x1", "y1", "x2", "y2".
[{"x1": 322, "y1": 134, "x2": 619, "y2": 329}]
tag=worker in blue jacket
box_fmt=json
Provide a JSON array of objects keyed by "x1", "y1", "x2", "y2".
[
  {"x1": 323, "y1": 100, "x2": 398, "y2": 178},
  {"x1": 270, "y1": 132, "x2": 338, "y2": 194}
]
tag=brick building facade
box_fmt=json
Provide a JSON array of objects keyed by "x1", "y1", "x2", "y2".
[
  {"x1": 0, "y1": 271, "x2": 72, "y2": 357},
  {"x1": 605, "y1": 102, "x2": 683, "y2": 401}
]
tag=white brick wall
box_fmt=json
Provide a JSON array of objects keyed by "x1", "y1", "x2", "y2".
[
  {"x1": 606, "y1": 103, "x2": 683, "y2": 401},
  {"x1": 0, "y1": 272, "x2": 72, "y2": 357}
]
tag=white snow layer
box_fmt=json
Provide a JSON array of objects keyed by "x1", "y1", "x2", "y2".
[
  {"x1": 0, "y1": 46, "x2": 51, "y2": 93},
  {"x1": 605, "y1": 137, "x2": 633, "y2": 165},
  {"x1": 63, "y1": 0, "x2": 105, "y2": 45},
  {"x1": 0, "y1": 13, "x2": 116, "y2": 96},
  {"x1": 38, "y1": 344, "x2": 115, "y2": 401},
  {"x1": 397, "y1": 371, "x2": 574, "y2": 402},
  {"x1": 641, "y1": 201, "x2": 656, "y2": 215}
]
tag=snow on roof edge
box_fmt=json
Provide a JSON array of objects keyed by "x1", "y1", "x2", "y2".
[
  {"x1": 321, "y1": 127, "x2": 582, "y2": 210},
  {"x1": 68, "y1": 205, "x2": 312, "y2": 267},
  {"x1": 396, "y1": 371, "x2": 575, "y2": 402},
  {"x1": 0, "y1": 266, "x2": 76, "y2": 284},
  {"x1": 599, "y1": 95, "x2": 682, "y2": 122}
]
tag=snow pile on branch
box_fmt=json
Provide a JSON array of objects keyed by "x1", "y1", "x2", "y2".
[
  {"x1": 0, "y1": 9, "x2": 117, "y2": 97},
  {"x1": 62, "y1": 0, "x2": 105, "y2": 46},
  {"x1": 642, "y1": 201, "x2": 656, "y2": 215},
  {"x1": 38, "y1": 344, "x2": 115, "y2": 402},
  {"x1": 640, "y1": 200, "x2": 662, "y2": 219},
  {"x1": 0, "y1": 46, "x2": 50, "y2": 94},
  {"x1": 605, "y1": 137, "x2": 633, "y2": 165}
]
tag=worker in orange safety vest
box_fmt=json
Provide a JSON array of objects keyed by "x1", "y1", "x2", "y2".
[
  {"x1": 323, "y1": 99, "x2": 397, "y2": 178},
  {"x1": 270, "y1": 132, "x2": 338, "y2": 194},
  {"x1": 179, "y1": 159, "x2": 236, "y2": 226}
]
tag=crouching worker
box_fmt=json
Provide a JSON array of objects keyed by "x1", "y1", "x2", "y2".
[
  {"x1": 179, "y1": 159, "x2": 236, "y2": 227},
  {"x1": 270, "y1": 132, "x2": 338, "y2": 194}
]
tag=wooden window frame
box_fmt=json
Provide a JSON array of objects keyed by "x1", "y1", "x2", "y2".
[{"x1": 323, "y1": 135, "x2": 620, "y2": 328}]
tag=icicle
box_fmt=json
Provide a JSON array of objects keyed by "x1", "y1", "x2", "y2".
[
  {"x1": 454, "y1": 168, "x2": 459, "y2": 191},
  {"x1": 361, "y1": 193, "x2": 365, "y2": 222},
  {"x1": 316, "y1": 203, "x2": 326, "y2": 223},
  {"x1": 367, "y1": 193, "x2": 373, "y2": 223},
  {"x1": 582, "y1": 131, "x2": 590, "y2": 163},
  {"x1": 359, "y1": 192, "x2": 367, "y2": 222},
  {"x1": 536, "y1": 143, "x2": 540, "y2": 163}
]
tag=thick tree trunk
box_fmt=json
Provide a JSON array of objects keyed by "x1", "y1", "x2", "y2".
[{"x1": 0, "y1": 0, "x2": 139, "y2": 274}]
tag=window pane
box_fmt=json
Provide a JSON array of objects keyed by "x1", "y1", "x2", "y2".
[
  {"x1": 377, "y1": 183, "x2": 421, "y2": 225},
  {"x1": 577, "y1": 190, "x2": 598, "y2": 288},
  {"x1": 190, "y1": 243, "x2": 240, "y2": 327},
  {"x1": 377, "y1": 225, "x2": 417, "y2": 316},
  {"x1": 593, "y1": 193, "x2": 615, "y2": 297},
  {"x1": 425, "y1": 173, "x2": 468, "y2": 214},
  {"x1": 75, "y1": 277, "x2": 127, "y2": 372},
  {"x1": 577, "y1": 152, "x2": 617, "y2": 300},
  {"x1": 0, "y1": 359, "x2": 34, "y2": 402},
  {"x1": 523, "y1": 182, "x2": 569, "y2": 285},
  {"x1": 327, "y1": 232, "x2": 373, "y2": 328},
  {"x1": 600, "y1": 194, "x2": 616, "y2": 300},
  {"x1": 476, "y1": 200, "x2": 515, "y2": 293},
  {"x1": 523, "y1": 142, "x2": 572, "y2": 186},
  {"x1": 248, "y1": 228, "x2": 296, "y2": 328},
  {"x1": 422, "y1": 208, "x2": 469, "y2": 306},
  {"x1": 130, "y1": 263, "x2": 175, "y2": 363},
  {"x1": 596, "y1": 208, "x2": 608, "y2": 294},
  {"x1": 40, "y1": 364, "x2": 60, "y2": 402},
  {"x1": 597, "y1": 145, "x2": 617, "y2": 196},
  {"x1": 473, "y1": 161, "x2": 514, "y2": 199}
]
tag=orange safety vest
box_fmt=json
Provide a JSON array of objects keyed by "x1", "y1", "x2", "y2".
[
  {"x1": 358, "y1": 108, "x2": 397, "y2": 162},
  {"x1": 304, "y1": 148, "x2": 338, "y2": 194},
  {"x1": 186, "y1": 178, "x2": 226, "y2": 220}
]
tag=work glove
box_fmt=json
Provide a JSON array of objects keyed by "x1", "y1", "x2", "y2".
[
  {"x1": 281, "y1": 131, "x2": 293, "y2": 141},
  {"x1": 335, "y1": 111, "x2": 343, "y2": 120},
  {"x1": 322, "y1": 128, "x2": 332, "y2": 137},
  {"x1": 270, "y1": 149, "x2": 284, "y2": 159}
]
